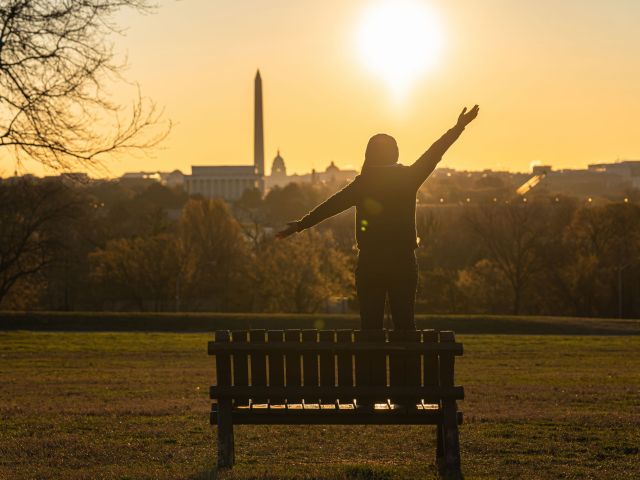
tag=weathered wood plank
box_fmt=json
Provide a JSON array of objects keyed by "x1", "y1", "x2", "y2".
[
  {"x1": 284, "y1": 330, "x2": 302, "y2": 404},
  {"x1": 439, "y1": 330, "x2": 462, "y2": 477},
  {"x1": 370, "y1": 330, "x2": 387, "y2": 388},
  {"x1": 302, "y1": 330, "x2": 319, "y2": 390},
  {"x1": 214, "y1": 330, "x2": 234, "y2": 468},
  {"x1": 353, "y1": 330, "x2": 371, "y2": 390},
  {"x1": 210, "y1": 385, "x2": 464, "y2": 400},
  {"x1": 214, "y1": 330, "x2": 232, "y2": 388},
  {"x1": 423, "y1": 330, "x2": 443, "y2": 463},
  {"x1": 318, "y1": 330, "x2": 336, "y2": 406},
  {"x1": 423, "y1": 330, "x2": 438, "y2": 390},
  {"x1": 336, "y1": 330, "x2": 353, "y2": 404},
  {"x1": 267, "y1": 330, "x2": 285, "y2": 404},
  {"x1": 388, "y1": 330, "x2": 422, "y2": 406},
  {"x1": 211, "y1": 406, "x2": 445, "y2": 425},
  {"x1": 249, "y1": 330, "x2": 267, "y2": 404},
  {"x1": 231, "y1": 330, "x2": 249, "y2": 405},
  {"x1": 208, "y1": 341, "x2": 462, "y2": 354},
  {"x1": 439, "y1": 331, "x2": 457, "y2": 388},
  {"x1": 354, "y1": 330, "x2": 386, "y2": 408}
]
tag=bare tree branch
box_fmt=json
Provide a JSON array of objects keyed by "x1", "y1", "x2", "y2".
[{"x1": 0, "y1": 0, "x2": 170, "y2": 172}]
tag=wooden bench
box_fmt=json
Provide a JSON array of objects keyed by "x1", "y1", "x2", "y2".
[{"x1": 209, "y1": 329, "x2": 464, "y2": 476}]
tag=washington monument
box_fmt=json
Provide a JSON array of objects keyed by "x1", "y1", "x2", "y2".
[{"x1": 254, "y1": 70, "x2": 265, "y2": 176}]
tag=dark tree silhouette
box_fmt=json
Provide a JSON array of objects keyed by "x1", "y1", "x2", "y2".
[
  {"x1": 0, "y1": 0, "x2": 170, "y2": 171},
  {"x1": 569, "y1": 203, "x2": 640, "y2": 317},
  {"x1": 464, "y1": 200, "x2": 548, "y2": 315},
  {"x1": 0, "y1": 178, "x2": 84, "y2": 304}
]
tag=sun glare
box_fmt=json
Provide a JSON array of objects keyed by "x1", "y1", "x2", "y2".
[{"x1": 355, "y1": 0, "x2": 443, "y2": 101}]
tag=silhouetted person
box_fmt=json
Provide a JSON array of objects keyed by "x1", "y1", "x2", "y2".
[{"x1": 277, "y1": 105, "x2": 479, "y2": 330}]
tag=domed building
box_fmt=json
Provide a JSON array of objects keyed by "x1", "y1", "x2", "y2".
[
  {"x1": 325, "y1": 161, "x2": 340, "y2": 183},
  {"x1": 271, "y1": 150, "x2": 287, "y2": 177},
  {"x1": 265, "y1": 150, "x2": 359, "y2": 190},
  {"x1": 266, "y1": 150, "x2": 293, "y2": 188}
]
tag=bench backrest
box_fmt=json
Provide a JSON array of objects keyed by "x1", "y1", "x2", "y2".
[{"x1": 209, "y1": 329, "x2": 463, "y2": 405}]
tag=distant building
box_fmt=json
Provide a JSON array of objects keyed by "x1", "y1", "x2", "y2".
[
  {"x1": 120, "y1": 170, "x2": 184, "y2": 187},
  {"x1": 518, "y1": 164, "x2": 635, "y2": 200},
  {"x1": 161, "y1": 170, "x2": 185, "y2": 188},
  {"x1": 121, "y1": 171, "x2": 159, "y2": 181},
  {"x1": 184, "y1": 71, "x2": 266, "y2": 201},
  {"x1": 265, "y1": 150, "x2": 358, "y2": 190},
  {"x1": 532, "y1": 165, "x2": 552, "y2": 176},
  {"x1": 588, "y1": 160, "x2": 640, "y2": 188},
  {"x1": 41, "y1": 172, "x2": 91, "y2": 185},
  {"x1": 185, "y1": 165, "x2": 261, "y2": 201},
  {"x1": 271, "y1": 150, "x2": 286, "y2": 178}
]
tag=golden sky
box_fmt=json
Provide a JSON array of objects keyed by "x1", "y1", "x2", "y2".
[{"x1": 5, "y1": 0, "x2": 640, "y2": 177}]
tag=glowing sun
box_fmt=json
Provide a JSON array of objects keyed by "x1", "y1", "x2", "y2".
[{"x1": 355, "y1": 0, "x2": 443, "y2": 101}]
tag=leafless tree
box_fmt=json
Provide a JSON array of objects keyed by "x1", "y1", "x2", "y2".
[
  {"x1": 464, "y1": 200, "x2": 548, "y2": 315},
  {"x1": 0, "y1": 177, "x2": 85, "y2": 304},
  {"x1": 0, "y1": 0, "x2": 170, "y2": 171}
]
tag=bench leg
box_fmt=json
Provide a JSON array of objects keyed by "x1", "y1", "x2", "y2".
[
  {"x1": 217, "y1": 400, "x2": 235, "y2": 468},
  {"x1": 436, "y1": 422, "x2": 445, "y2": 466},
  {"x1": 439, "y1": 400, "x2": 462, "y2": 479}
]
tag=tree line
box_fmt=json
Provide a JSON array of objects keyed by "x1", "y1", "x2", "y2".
[{"x1": 1, "y1": 176, "x2": 639, "y2": 317}]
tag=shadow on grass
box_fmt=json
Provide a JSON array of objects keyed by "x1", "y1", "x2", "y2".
[
  {"x1": 189, "y1": 465, "x2": 400, "y2": 480},
  {"x1": 343, "y1": 466, "x2": 394, "y2": 480},
  {"x1": 188, "y1": 469, "x2": 217, "y2": 480}
]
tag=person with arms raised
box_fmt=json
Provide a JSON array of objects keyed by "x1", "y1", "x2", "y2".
[{"x1": 277, "y1": 105, "x2": 480, "y2": 330}]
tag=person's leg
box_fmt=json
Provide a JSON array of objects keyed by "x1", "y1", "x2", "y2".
[
  {"x1": 388, "y1": 251, "x2": 418, "y2": 331},
  {"x1": 356, "y1": 254, "x2": 387, "y2": 330}
]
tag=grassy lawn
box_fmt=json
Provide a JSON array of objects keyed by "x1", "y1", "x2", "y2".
[{"x1": 0, "y1": 331, "x2": 638, "y2": 479}]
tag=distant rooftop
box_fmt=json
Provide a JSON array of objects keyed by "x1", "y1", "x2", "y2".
[{"x1": 191, "y1": 165, "x2": 258, "y2": 176}]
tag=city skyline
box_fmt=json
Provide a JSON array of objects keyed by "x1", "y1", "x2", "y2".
[{"x1": 1, "y1": 0, "x2": 639, "y2": 178}]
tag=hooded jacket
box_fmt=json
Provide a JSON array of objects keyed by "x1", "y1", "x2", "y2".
[{"x1": 297, "y1": 124, "x2": 465, "y2": 253}]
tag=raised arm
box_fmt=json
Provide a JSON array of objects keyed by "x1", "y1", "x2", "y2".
[
  {"x1": 276, "y1": 179, "x2": 360, "y2": 239},
  {"x1": 409, "y1": 105, "x2": 479, "y2": 186}
]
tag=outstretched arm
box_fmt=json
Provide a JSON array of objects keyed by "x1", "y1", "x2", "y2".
[
  {"x1": 409, "y1": 105, "x2": 479, "y2": 186},
  {"x1": 276, "y1": 180, "x2": 359, "y2": 239}
]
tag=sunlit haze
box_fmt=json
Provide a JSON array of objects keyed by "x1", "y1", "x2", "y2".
[
  {"x1": 355, "y1": 1, "x2": 443, "y2": 102},
  {"x1": 3, "y1": 0, "x2": 639, "y2": 178}
]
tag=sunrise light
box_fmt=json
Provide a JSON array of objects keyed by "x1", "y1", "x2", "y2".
[{"x1": 355, "y1": 0, "x2": 443, "y2": 101}]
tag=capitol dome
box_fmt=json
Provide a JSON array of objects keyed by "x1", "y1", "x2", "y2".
[{"x1": 271, "y1": 150, "x2": 286, "y2": 177}]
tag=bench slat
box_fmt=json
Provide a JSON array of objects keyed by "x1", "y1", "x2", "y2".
[
  {"x1": 211, "y1": 407, "x2": 458, "y2": 426},
  {"x1": 389, "y1": 330, "x2": 422, "y2": 405},
  {"x1": 208, "y1": 341, "x2": 463, "y2": 354},
  {"x1": 210, "y1": 385, "x2": 464, "y2": 401},
  {"x1": 372, "y1": 330, "x2": 388, "y2": 389},
  {"x1": 213, "y1": 330, "x2": 234, "y2": 467},
  {"x1": 231, "y1": 330, "x2": 249, "y2": 405},
  {"x1": 336, "y1": 330, "x2": 353, "y2": 404},
  {"x1": 439, "y1": 330, "x2": 462, "y2": 471},
  {"x1": 439, "y1": 331, "x2": 456, "y2": 388},
  {"x1": 354, "y1": 330, "x2": 386, "y2": 408},
  {"x1": 319, "y1": 330, "x2": 336, "y2": 405},
  {"x1": 267, "y1": 330, "x2": 285, "y2": 404},
  {"x1": 354, "y1": 330, "x2": 370, "y2": 394},
  {"x1": 423, "y1": 330, "x2": 438, "y2": 389},
  {"x1": 302, "y1": 330, "x2": 319, "y2": 392},
  {"x1": 214, "y1": 330, "x2": 232, "y2": 388},
  {"x1": 285, "y1": 330, "x2": 302, "y2": 404},
  {"x1": 249, "y1": 330, "x2": 267, "y2": 404}
]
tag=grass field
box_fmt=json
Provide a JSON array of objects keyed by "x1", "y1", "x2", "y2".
[{"x1": 0, "y1": 331, "x2": 638, "y2": 479}]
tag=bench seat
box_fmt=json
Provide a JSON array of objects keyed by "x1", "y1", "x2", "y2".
[{"x1": 211, "y1": 402, "x2": 463, "y2": 425}]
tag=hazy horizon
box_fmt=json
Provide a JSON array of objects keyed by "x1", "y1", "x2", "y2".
[{"x1": 2, "y1": 0, "x2": 639, "y2": 178}]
